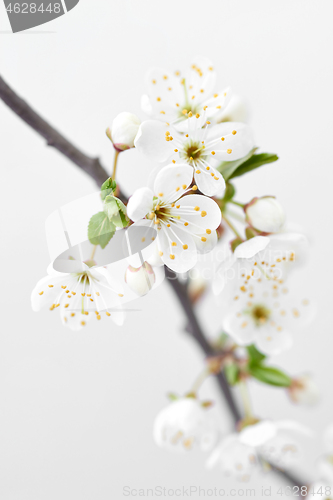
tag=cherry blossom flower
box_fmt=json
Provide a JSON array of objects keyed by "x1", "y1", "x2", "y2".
[
  {"x1": 31, "y1": 263, "x2": 124, "y2": 330},
  {"x1": 141, "y1": 56, "x2": 232, "y2": 130},
  {"x1": 135, "y1": 114, "x2": 254, "y2": 196},
  {"x1": 206, "y1": 433, "x2": 257, "y2": 481},
  {"x1": 239, "y1": 419, "x2": 312, "y2": 469},
  {"x1": 153, "y1": 397, "x2": 217, "y2": 453},
  {"x1": 127, "y1": 165, "x2": 222, "y2": 273}
]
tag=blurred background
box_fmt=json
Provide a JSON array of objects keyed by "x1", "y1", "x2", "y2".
[{"x1": 0, "y1": 1, "x2": 332, "y2": 498}]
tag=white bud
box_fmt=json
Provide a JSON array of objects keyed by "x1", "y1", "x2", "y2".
[
  {"x1": 287, "y1": 375, "x2": 319, "y2": 406},
  {"x1": 245, "y1": 196, "x2": 285, "y2": 233},
  {"x1": 110, "y1": 112, "x2": 140, "y2": 151},
  {"x1": 125, "y1": 262, "x2": 155, "y2": 296}
]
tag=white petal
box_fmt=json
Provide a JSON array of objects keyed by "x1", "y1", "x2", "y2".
[
  {"x1": 234, "y1": 236, "x2": 270, "y2": 259},
  {"x1": 134, "y1": 120, "x2": 174, "y2": 162},
  {"x1": 31, "y1": 273, "x2": 72, "y2": 312},
  {"x1": 239, "y1": 420, "x2": 277, "y2": 447},
  {"x1": 194, "y1": 230, "x2": 217, "y2": 254},
  {"x1": 194, "y1": 166, "x2": 226, "y2": 197},
  {"x1": 153, "y1": 164, "x2": 193, "y2": 203},
  {"x1": 212, "y1": 255, "x2": 236, "y2": 295},
  {"x1": 255, "y1": 326, "x2": 293, "y2": 356},
  {"x1": 176, "y1": 194, "x2": 222, "y2": 233},
  {"x1": 157, "y1": 224, "x2": 197, "y2": 273},
  {"x1": 127, "y1": 187, "x2": 153, "y2": 222},
  {"x1": 205, "y1": 122, "x2": 254, "y2": 161},
  {"x1": 223, "y1": 310, "x2": 257, "y2": 346},
  {"x1": 275, "y1": 420, "x2": 314, "y2": 437}
]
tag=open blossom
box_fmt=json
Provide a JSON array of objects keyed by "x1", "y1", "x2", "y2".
[
  {"x1": 109, "y1": 111, "x2": 140, "y2": 151},
  {"x1": 141, "y1": 56, "x2": 232, "y2": 130},
  {"x1": 153, "y1": 398, "x2": 217, "y2": 453},
  {"x1": 245, "y1": 196, "x2": 286, "y2": 233},
  {"x1": 135, "y1": 114, "x2": 254, "y2": 196},
  {"x1": 206, "y1": 433, "x2": 257, "y2": 481},
  {"x1": 287, "y1": 374, "x2": 319, "y2": 406},
  {"x1": 213, "y1": 236, "x2": 314, "y2": 355},
  {"x1": 239, "y1": 419, "x2": 313, "y2": 468},
  {"x1": 31, "y1": 263, "x2": 124, "y2": 330},
  {"x1": 127, "y1": 165, "x2": 222, "y2": 273}
]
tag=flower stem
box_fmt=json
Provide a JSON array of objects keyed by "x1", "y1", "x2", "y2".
[
  {"x1": 222, "y1": 214, "x2": 242, "y2": 239},
  {"x1": 238, "y1": 380, "x2": 253, "y2": 418},
  {"x1": 229, "y1": 200, "x2": 245, "y2": 208},
  {"x1": 191, "y1": 367, "x2": 211, "y2": 394},
  {"x1": 112, "y1": 150, "x2": 120, "y2": 180}
]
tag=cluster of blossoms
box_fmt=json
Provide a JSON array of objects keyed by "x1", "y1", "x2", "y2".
[{"x1": 31, "y1": 57, "x2": 321, "y2": 483}]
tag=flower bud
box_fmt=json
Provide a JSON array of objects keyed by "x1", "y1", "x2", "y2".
[
  {"x1": 110, "y1": 112, "x2": 140, "y2": 151},
  {"x1": 287, "y1": 375, "x2": 319, "y2": 406},
  {"x1": 245, "y1": 196, "x2": 285, "y2": 233},
  {"x1": 125, "y1": 262, "x2": 155, "y2": 296}
]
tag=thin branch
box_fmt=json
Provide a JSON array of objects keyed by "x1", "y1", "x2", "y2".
[{"x1": 0, "y1": 75, "x2": 303, "y2": 488}]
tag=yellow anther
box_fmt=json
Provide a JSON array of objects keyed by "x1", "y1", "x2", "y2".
[
  {"x1": 39, "y1": 291, "x2": 44, "y2": 295},
  {"x1": 159, "y1": 251, "x2": 163, "y2": 256},
  {"x1": 180, "y1": 78, "x2": 185, "y2": 84},
  {"x1": 208, "y1": 66, "x2": 213, "y2": 71},
  {"x1": 84, "y1": 311, "x2": 89, "y2": 315},
  {"x1": 206, "y1": 121, "x2": 211, "y2": 124},
  {"x1": 81, "y1": 293, "x2": 85, "y2": 296},
  {"x1": 152, "y1": 79, "x2": 156, "y2": 84},
  {"x1": 48, "y1": 285, "x2": 54, "y2": 288},
  {"x1": 201, "y1": 237, "x2": 207, "y2": 242},
  {"x1": 154, "y1": 219, "x2": 160, "y2": 224},
  {"x1": 211, "y1": 151, "x2": 215, "y2": 155},
  {"x1": 185, "y1": 134, "x2": 188, "y2": 137},
  {"x1": 188, "y1": 111, "x2": 193, "y2": 117},
  {"x1": 191, "y1": 95, "x2": 195, "y2": 100},
  {"x1": 203, "y1": 105, "x2": 208, "y2": 110},
  {"x1": 240, "y1": 286, "x2": 247, "y2": 292},
  {"x1": 71, "y1": 313, "x2": 75, "y2": 317},
  {"x1": 201, "y1": 211, "x2": 207, "y2": 217},
  {"x1": 221, "y1": 137, "x2": 225, "y2": 141},
  {"x1": 195, "y1": 113, "x2": 200, "y2": 118},
  {"x1": 192, "y1": 185, "x2": 198, "y2": 191},
  {"x1": 214, "y1": 176, "x2": 219, "y2": 180},
  {"x1": 165, "y1": 131, "x2": 170, "y2": 136},
  {"x1": 194, "y1": 206, "x2": 200, "y2": 211},
  {"x1": 174, "y1": 149, "x2": 178, "y2": 152},
  {"x1": 72, "y1": 292, "x2": 76, "y2": 295},
  {"x1": 157, "y1": 97, "x2": 161, "y2": 101},
  {"x1": 200, "y1": 89, "x2": 204, "y2": 93},
  {"x1": 227, "y1": 149, "x2": 232, "y2": 154},
  {"x1": 118, "y1": 293, "x2": 124, "y2": 297},
  {"x1": 182, "y1": 184, "x2": 187, "y2": 189},
  {"x1": 176, "y1": 205, "x2": 180, "y2": 209},
  {"x1": 160, "y1": 111, "x2": 165, "y2": 114},
  {"x1": 196, "y1": 169, "x2": 201, "y2": 174},
  {"x1": 106, "y1": 311, "x2": 111, "y2": 316},
  {"x1": 64, "y1": 304, "x2": 69, "y2": 308},
  {"x1": 176, "y1": 187, "x2": 180, "y2": 192},
  {"x1": 167, "y1": 224, "x2": 170, "y2": 227},
  {"x1": 232, "y1": 130, "x2": 237, "y2": 135},
  {"x1": 216, "y1": 105, "x2": 221, "y2": 109},
  {"x1": 206, "y1": 229, "x2": 211, "y2": 234},
  {"x1": 87, "y1": 294, "x2": 91, "y2": 297},
  {"x1": 163, "y1": 75, "x2": 168, "y2": 80},
  {"x1": 170, "y1": 254, "x2": 175, "y2": 260},
  {"x1": 184, "y1": 222, "x2": 189, "y2": 226},
  {"x1": 81, "y1": 321, "x2": 86, "y2": 326},
  {"x1": 172, "y1": 242, "x2": 177, "y2": 246},
  {"x1": 97, "y1": 315, "x2": 101, "y2": 320},
  {"x1": 64, "y1": 317, "x2": 67, "y2": 323},
  {"x1": 172, "y1": 160, "x2": 176, "y2": 164},
  {"x1": 61, "y1": 285, "x2": 67, "y2": 289},
  {"x1": 156, "y1": 205, "x2": 160, "y2": 210},
  {"x1": 175, "y1": 71, "x2": 180, "y2": 76},
  {"x1": 158, "y1": 192, "x2": 163, "y2": 197},
  {"x1": 214, "y1": 93, "x2": 218, "y2": 98},
  {"x1": 182, "y1": 109, "x2": 188, "y2": 115}
]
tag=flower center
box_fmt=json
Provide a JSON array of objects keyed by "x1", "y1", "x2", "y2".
[
  {"x1": 181, "y1": 141, "x2": 204, "y2": 164},
  {"x1": 250, "y1": 304, "x2": 271, "y2": 326}
]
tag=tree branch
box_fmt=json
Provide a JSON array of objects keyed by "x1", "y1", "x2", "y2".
[{"x1": 0, "y1": 74, "x2": 303, "y2": 488}]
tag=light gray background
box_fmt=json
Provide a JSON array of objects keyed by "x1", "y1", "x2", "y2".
[{"x1": 0, "y1": 1, "x2": 332, "y2": 498}]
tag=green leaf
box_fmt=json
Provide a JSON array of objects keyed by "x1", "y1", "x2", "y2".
[
  {"x1": 217, "y1": 148, "x2": 258, "y2": 180},
  {"x1": 228, "y1": 153, "x2": 279, "y2": 180},
  {"x1": 103, "y1": 195, "x2": 120, "y2": 219},
  {"x1": 103, "y1": 196, "x2": 129, "y2": 228},
  {"x1": 224, "y1": 363, "x2": 240, "y2": 386},
  {"x1": 249, "y1": 365, "x2": 292, "y2": 387},
  {"x1": 101, "y1": 177, "x2": 117, "y2": 200},
  {"x1": 88, "y1": 212, "x2": 116, "y2": 249},
  {"x1": 247, "y1": 344, "x2": 266, "y2": 364},
  {"x1": 223, "y1": 182, "x2": 236, "y2": 202}
]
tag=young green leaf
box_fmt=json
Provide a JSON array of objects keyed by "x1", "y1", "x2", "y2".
[
  {"x1": 228, "y1": 153, "x2": 279, "y2": 180},
  {"x1": 247, "y1": 344, "x2": 266, "y2": 364},
  {"x1": 217, "y1": 148, "x2": 258, "y2": 180},
  {"x1": 88, "y1": 212, "x2": 116, "y2": 249},
  {"x1": 103, "y1": 195, "x2": 120, "y2": 220},
  {"x1": 249, "y1": 365, "x2": 292, "y2": 387},
  {"x1": 101, "y1": 177, "x2": 117, "y2": 200}
]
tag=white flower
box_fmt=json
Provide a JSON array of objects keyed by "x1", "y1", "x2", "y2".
[
  {"x1": 206, "y1": 433, "x2": 258, "y2": 481},
  {"x1": 31, "y1": 263, "x2": 124, "y2": 330},
  {"x1": 127, "y1": 165, "x2": 222, "y2": 273},
  {"x1": 124, "y1": 262, "x2": 155, "y2": 296},
  {"x1": 245, "y1": 196, "x2": 286, "y2": 233},
  {"x1": 141, "y1": 56, "x2": 231, "y2": 130},
  {"x1": 287, "y1": 374, "x2": 319, "y2": 406},
  {"x1": 153, "y1": 398, "x2": 217, "y2": 453},
  {"x1": 135, "y1": 115, "x2": 254, "y2": 197},
  {"x1": 110, "y1": 112, "x2": 140, "y2": 151},
  {"x1": 239, "y1": 419, "x2": 313, "y2": 468}
]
